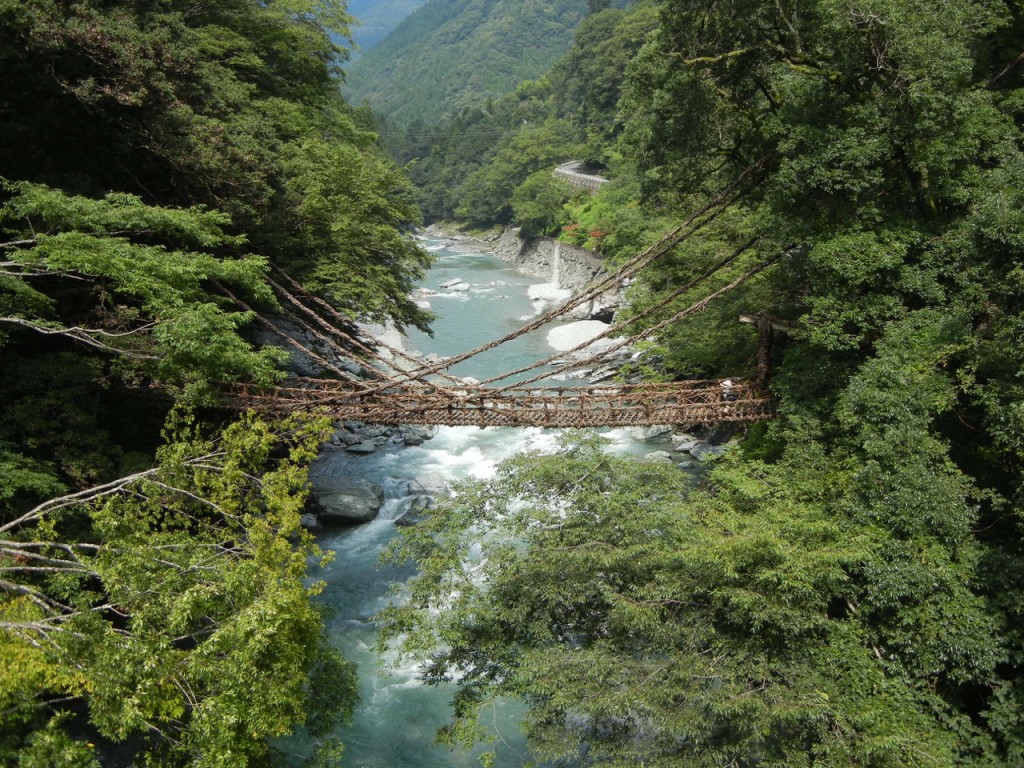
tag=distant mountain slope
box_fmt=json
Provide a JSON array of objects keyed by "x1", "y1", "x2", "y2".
[
  {"x1": 343, "y1": 0, "x2": 593, "y2": 127},
  {"x1": 346, "y1": 0, "x2": 428, "y2": 55}
]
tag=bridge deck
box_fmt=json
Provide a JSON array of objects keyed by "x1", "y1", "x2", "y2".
[{"x1": 233, "y1": 379, "x2": 775, "y2": 428}]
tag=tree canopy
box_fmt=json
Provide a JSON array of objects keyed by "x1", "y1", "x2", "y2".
[
  {"x1": 379, "y1": 0, "x2": 1024, "y2": 765},
  {"x1": 0, "y1": 0, "x2": 431, "y2": 763}
]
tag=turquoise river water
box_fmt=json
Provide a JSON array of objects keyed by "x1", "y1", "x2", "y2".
[{"x1": 279, "y1": 242, "x2": 668, "y2": 767}]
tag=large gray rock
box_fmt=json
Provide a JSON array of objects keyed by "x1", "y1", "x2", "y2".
[
  {"x1": 630, "y1": 424, "x2": 675, "y2": 441},
  {"x1": 690, "y1": 443, "x2": 728, "y2": 462},
  {"x1": 394, "y1": 495, "x2": 432, "y2": 527},
  {"x1": 346, "y1": 441, "x2": 379, "y2": 454},
  {"x1": 250, "y1": 316, "x2": 328, "y2": 377},
  {"x1": 401, "y1": 425, "x2": 437, "y2": 446},
  {"x1": 673, "y1": 435, "x2": 701, "y2": 453},
  {"x1": 640, "y1": 451, "x2": 673, "y2": 464},
  {"x1": 547, "y1": 321, "x2": 611, "y2": 352},
  {"x1": 411, "y1": 474, "x2": 449, "y2": 496},
  {"x1": 311, "y1": 479, "x2": 385, "y2": 524}
]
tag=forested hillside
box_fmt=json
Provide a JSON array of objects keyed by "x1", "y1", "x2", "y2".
[
  {"x1": 343, "y1": 0, "x2": 616, "y2": 126},
  {"x1": 393, "y1": 1, "x2": 658, "y2": 227},
  {"x1": 0, "y1": 1, "x2": 425, "y2": 764},
  {"x1": 6, "y1": 0, "x2": 1024, "y2": 765},
  {"x1": 381, "y1": 0, "x2": 1024, "y2": 765},
  {"x1": 345, "y1": 0, "x2": 427, "y2": 55}
]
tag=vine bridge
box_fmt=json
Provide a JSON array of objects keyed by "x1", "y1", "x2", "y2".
[{"x1": 232, "y1": 168, "x2": 778, "y2": 428}]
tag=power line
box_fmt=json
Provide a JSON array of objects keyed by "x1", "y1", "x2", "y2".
[{"x1": 368, "y1": 119, "x2": 622, "y2": 141}]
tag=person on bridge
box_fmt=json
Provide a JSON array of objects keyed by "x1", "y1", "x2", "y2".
[{"x1": 720, "y1": 379, "x2": 738, "y2": 402}]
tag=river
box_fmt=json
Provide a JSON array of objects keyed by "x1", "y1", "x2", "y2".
[{"x1": 279, "y1": 240, "x2": 675, "y2": 767}]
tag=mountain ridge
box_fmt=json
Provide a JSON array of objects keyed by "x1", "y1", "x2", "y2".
[
  {"x1": 343, "y1": 0, "x2": 595, "y2": 127},
  {"x1": 345, "y1": 0, "x2": 429, "y2": 56}
]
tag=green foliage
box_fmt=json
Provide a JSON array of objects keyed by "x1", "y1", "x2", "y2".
[
  {"x1": 0, "y1": 413, "x2": 357, "y2": 767},
  {"x1": 456, "y1": 121, "x2": 586, "y2": 227},
  {"x1": 398, "y1": 1, "x2": 658, "y2": 232},
  {"x1": 14, "y1": 715, "x2": 101, "y2": 768},
  {"x1": 0, "y1": 0, "x2": 427, "y2": 332},
  {"x1": 0, "y1": 1, "x2": 435, "y2": 762},
  {"x1": 1, "y1": 182, "x2": 284, "y2": 403},
  {"x1": 365, "y1": 1, "x2": 1024, "y2": 763},
  {"x1": 344, "y1": 0, "x2": 594, "y2": 128},
  {"x1": 511, "y1": 172, "x2": 574, "y2": 238},
  {"x1": 275, "y1": 138, "x2": 432, "y2": 331},
  {"x1": 382, "y1": 435, "x2": 996, "y2": 765}
]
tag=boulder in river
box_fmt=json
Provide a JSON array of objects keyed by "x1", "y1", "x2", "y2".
[
  {"x1": 630, "y1": 424, "x2": 675, "y2": 441},
  {"x1": 401, "y1": 425, "x2": 437, "y2": 446},
  {"x1": 311, "y1": 479, "x2": 385, "y2": 525},
  {"x1": 640, "y1": 451, "x2": 674, "y2": 464},
  {"x1": 690, "y1": 443, "x2": 728, "y2": 462},
  {"x1": 673, "y1": 435, "x2": 701, "y2": 453},
  {"x1": 394, "y1": 495, "x2": 432, "y2": 527},
  {"x1": 346, "y1": 441, "x2": 379, "y2": 454},
  {"x1": 411, "y1": 475, "x2": 449, "y2": 496},
  {"x1": 547, "y1": 320, "x2": 612, "y2": 352}
]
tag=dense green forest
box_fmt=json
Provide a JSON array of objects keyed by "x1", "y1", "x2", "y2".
[
  {"x1": 0, "y1": 1, "x2": 425, "y2": 765},
  {"x1": 343, "y1": 0, "x2": 619, "y2": 127},
  {"x1": 5, "y1": 0, "x2": 1024, "y2": 765},
  {"x1": 390, "y1": 1, "x2": 659, "y2": 228},
  {"x1": 378, "y1": 0, "x2": 1024, "y2": 765}
]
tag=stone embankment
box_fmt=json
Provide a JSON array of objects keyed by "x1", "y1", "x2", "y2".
[
  {"x1": 490, "y1": 227, "x2": 624, "y2": 322},
  {"x1": 420, "y1": 224, "x2": 622, "y2": 317}
]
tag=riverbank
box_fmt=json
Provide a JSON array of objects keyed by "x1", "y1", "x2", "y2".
[{"x1": 420, "y1": 224, "x2": 625, "y2": 324}]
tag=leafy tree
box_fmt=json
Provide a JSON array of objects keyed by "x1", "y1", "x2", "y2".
[
  {"x1": 376, "y1": 0, "x2": 1024, "y2": 764},
  {"x1": 382, "y1": 435, "x2": 995, "y2": 766},
  {"x1": 0, "y1": 0, "x2": 428, "y2": 762},
  {"x1": 0, "y1": 0, "x2": 429, "y2": 332},
  {"x1": 0, "y1": 413, "x2": 357, "y2": 767},
  {"x1": 344, "y1": 0, "x2": 594, "y2": 127},
  {"x1": 0, "y1": 182, "x2": 285, "y2": 404},
  {"x1": 456, "y1": 121, "x2": 586, "y2": 227},
  {"x1": 511, "y1": 172, "x2": 574, "y2": 238}
]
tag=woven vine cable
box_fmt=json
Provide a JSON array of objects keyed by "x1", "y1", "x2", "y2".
[
  {"x1": 357, "y1": 189, "x2": 735, "y2": 395},
  {"x1": 474, "y1": 238, "x2": 760, "y2": 387},
  {"x1": 216, "y1": 283, "x2": 368, "y2": 386},
  {"x1": 268, "y1": 267, "x2": 466, "y2": 390},
  {"x1": 268, "y1": 269, "x2": 426, "y2": 381},
  {"x1": 266, "y1": 276, "x2": 451, "y2": 393},
  {"x1": 262, "y1": 282, "x2": 401, "y2": 386},
  {"x1": 423, "y1": 252, "x2": 774, "y2": 405},
  {"x1": 490, "y1": 255, "x2": 782, "y2": 395},
  {"x1": 356, "y1": 155, "x2": 771, "y2": 394}
]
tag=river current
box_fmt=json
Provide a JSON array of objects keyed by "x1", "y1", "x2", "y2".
[{"x1": 281, "y1": 241, "x2": 668, "y2": 767}]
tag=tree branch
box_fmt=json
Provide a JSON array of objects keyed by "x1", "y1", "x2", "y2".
[
  {"x1": 0, "y1": 317, "x2": 160, "y2": 359},
  {"x1": 989, "y1": 49, "x2": 1024, "y2": 88},
  {"x1": 0, "y1": 451, "x2": 225, "y2": 535}
]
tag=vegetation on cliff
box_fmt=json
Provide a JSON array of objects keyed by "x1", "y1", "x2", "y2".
[{"x1": 0, "y1": 0, "x2": 427, "y2": 764}]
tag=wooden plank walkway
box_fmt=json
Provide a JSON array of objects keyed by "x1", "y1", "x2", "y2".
[{"x1": 232, "y1": 379, "x2": 775, "y2": 428}]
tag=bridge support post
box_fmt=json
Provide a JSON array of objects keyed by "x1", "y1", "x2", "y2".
[
  {"x1": 756, "y1": 315, "x2": 772, "y2": 390},
  {"x1": 740, "y1": 314, "x2": 774, "y2": 390}
]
